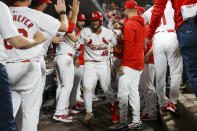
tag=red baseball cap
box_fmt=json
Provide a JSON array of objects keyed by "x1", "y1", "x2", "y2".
[
  {"x1": 78, "y1": 13, "x2": 86, "y2": 21},
  {"x1": 124, "y1": 0, "x2": 138, "y2": 9},
  {"x1": 35, "y1": 0, "x2": 52, "y2": 4}
]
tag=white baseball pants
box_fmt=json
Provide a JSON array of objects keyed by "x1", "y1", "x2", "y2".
[
  {"x1": 153, "y1": 31, "x2": 183, "y2": 107},
  {"x1": 139, "y1": 64, "x2": 157, "y2": 116},
  {"x1": 70, "y1": 65, "x2": 84, "y2": 106},
  {"x1": 83, "y1": 60, "x2": 115, "y2": 113},
  {"x1": 54, "y1": 54, "x2": 74, "y2": 115},
  {"x1": 118, "y1": 66, "x2": 142, "y2": 123},
  {"x1": 6, "y1": 60, "x2": 43, "y2": 131},
  {"x1": 14, "y1": 57, "x2": 46, "y2": 131}
]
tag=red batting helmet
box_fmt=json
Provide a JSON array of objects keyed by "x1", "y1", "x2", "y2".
[
  {"x1": 90, "y1": 11, "x2": 103, "y2": 25},
  {"x1": 78, "y1": 13, "x2": 86, "y2": 21}
]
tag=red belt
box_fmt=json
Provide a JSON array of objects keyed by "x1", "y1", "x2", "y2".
[
  {"x1": 155, "y1": 29, "x2": 175, "y2": 34},
  {"x1": 7, "y1": 59, "x2": 30, "y2": 63},
  {"x1": 21, "y1": 60, "x2": 30, "y2": 62}
]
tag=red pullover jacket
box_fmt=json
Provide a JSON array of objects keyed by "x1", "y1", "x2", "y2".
[{"x1": 122, "y1": 16, "x2": 146, "y2": 70}]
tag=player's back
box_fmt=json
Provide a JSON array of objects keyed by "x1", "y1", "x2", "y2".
[
  {"x1": 1, "y1": 7, "x2": 59, "y2": 62},
  {"x1": 143, "y1": 1, "x2": 175, "y2": 32},
  {"x1": 156, "y1": 1, "x2": 175, "y2": 32}
]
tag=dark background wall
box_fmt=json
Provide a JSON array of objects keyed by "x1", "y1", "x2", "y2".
[
  {"x1": 44, "y1": 0, "x2": 154, "y2": 18},
  {"x1": 44, "y1": 0, "x2": 97, "y2": 19}
]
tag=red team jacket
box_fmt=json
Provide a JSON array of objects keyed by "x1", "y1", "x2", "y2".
[
  {"x1": 122, "y1": 16, "x2": 146, "y2": 70},
  {"x1": 148, "y1": 0, "x2": 197, "y2": 39}
]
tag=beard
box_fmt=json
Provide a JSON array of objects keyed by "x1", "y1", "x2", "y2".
[
  {"x1": 91, "y1": 23, "x2": 101, "y2": 32},
  {"x1": 77, "y1": 24, "x2": 84, "y2": 30}
]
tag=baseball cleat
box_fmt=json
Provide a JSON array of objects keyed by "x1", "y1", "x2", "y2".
[
  {"x1": 76, "y1": 102, "x2": 84, "y2": 107},
  {"x1": 128, "y1": 121, "x2": 142, "y2": 129},
  {"x1": 166, "y1": 102, "x2": 176, "y2": 113},
  {"x1": 84, "y1": 112, "x2": 94, "y2": 123},
  {"x1": 108, "y1": 123, "x2": 128, "y2": 131},
  {"x1": 71, "y1": 107, "x2": 81, "y2": 116},
  {"x1": 53, "y1": 114, "x2": 73, "y2": 123}
]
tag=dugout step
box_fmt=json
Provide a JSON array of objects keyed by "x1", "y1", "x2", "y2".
[
  {"x1": 177, "y1": 86, "x2": 197, "y2": 130},
  {"x1": 160, "y1": 86, "x2": 197, "y2": 131}
]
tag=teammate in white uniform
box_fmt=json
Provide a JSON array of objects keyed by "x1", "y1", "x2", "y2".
[
  {"x1": 53, "y1": 32, "x2": 76, "y2": 122},
  {"x1": 70, "y1": 13, "x2": 86, "y2": 108},
  {"x1": 0, "y1": 1, "x2": 46, "y2": 130},
  {"x1": 1, "y1": 0, "x2": 70, "y2": 130},
  {"x1": 143, "y1": 1, "x2": 183, "y2": 112},
  {"x1": 76, "y1": 11, "x2": 118, "y2": 123}
]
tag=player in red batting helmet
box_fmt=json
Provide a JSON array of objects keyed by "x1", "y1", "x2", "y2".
[
  {"x1": 77, "y1": 13, "x2": 86, "y2": 30},
  {"x1": 90, "y1": 11, "x2": 103, "y2": 32}
]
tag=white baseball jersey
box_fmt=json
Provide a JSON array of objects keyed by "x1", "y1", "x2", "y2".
[
  {"x1": 55, "y1": 32, "x2": 76, "y2": 55},
  {"x1": 143, "y1": 1, "x2": 175, "y2": 32},
  {"x1": 42, "y1": 39, "x2": 51, "y2": 57},
  {"x1": 0, "y1": 2, "x2": 19, "y2": 64},
  {"x1": 0, "y1": 7, "x2": 60, "y2": 62},
  {"x1": 77, "y1": 26, "x2": 117, "y2": 61}
]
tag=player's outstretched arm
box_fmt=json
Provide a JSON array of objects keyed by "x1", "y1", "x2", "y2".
[
  {"x1": 55, "y1": 0, "x2": 69, "y2": 32},
  {"x1": 7, "y1": 31, "x2": 47, "y2": 49},
  {"x1": 69, "y1": 0, "x2": 80, "y2": 25}
]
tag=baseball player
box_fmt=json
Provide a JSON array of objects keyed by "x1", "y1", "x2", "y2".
[
  {"x1": 139, "y1": 39, "x2": 157, "y2": 120},
  {"x1": 109, "y1": 1, "x2": 146, "y2": 130},
  {"x1": 1, "y1": 0, "x2": 73, "y2": 130},
  {"x1": 143, "y1": 1, "x2": 183, "y2": 113},
  {"x1": 137, "y1": 7, "x2": 157, "y2": 120},
  {"x1": 110, "y1": 22, "x2": 123, "y2": 92},
  {"x1": 147, "y1": 0, "x2": 197, "y2": 98},
  {"x1": 52, "y1": 0, "x2": 80, "y2": 123},
  {"x1": 76, "y1": 11, "x2": 119, "y2": 123},
  {"x1": 0, "y1": 1, "x2": 46, "y2": 130},
  {"x1": 70, "y1": 13, "x2": 86, "y2": 108},
  {"x1": 53, "y1": 32, "x2": 76, "y2": 122}
]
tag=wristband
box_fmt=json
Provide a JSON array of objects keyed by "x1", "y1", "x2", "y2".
[
  {"x1": 66, "y1": 22, "x2": 76, "y2": 34},
  {"x1": 59, "y1": 11, "x2": 66, "y2": 15}
]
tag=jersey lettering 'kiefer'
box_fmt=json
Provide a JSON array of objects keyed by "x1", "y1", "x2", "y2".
[{"x1": 13, "y1": 15, "x2": 34, "y2": 29}]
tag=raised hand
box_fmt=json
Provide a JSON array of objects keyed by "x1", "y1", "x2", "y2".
[
  {"x1": 72, "y1": 0, "x2": 80, "y2": 14},
  {"x1": 54, "y1": 0, "x2": 66, "y2": 14}
]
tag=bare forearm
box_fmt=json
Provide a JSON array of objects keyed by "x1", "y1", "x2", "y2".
[
  {"x1": 145, "y1": 47, "x2": 153, "y2": 58},
  {"x1": 7, "y1": 36, "x2": 39, "y2": 49},
  {"x1": 58, "y1": 14, "x2": 69, "y2": 32},
  {"x1": 70, "y1": 11, "x2": 78, "y2": 25}
]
